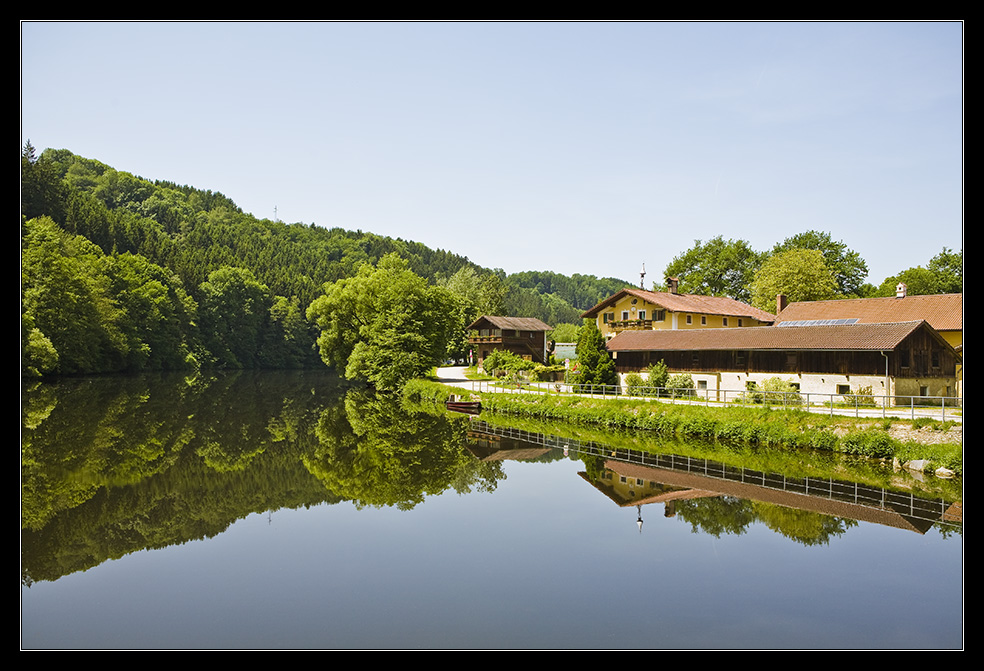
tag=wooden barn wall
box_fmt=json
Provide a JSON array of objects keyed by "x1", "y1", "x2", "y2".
[{"x1": 612, "y1": 329, "x2": 957, "y2": 378}]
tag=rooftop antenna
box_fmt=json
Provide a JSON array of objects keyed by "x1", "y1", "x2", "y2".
[{"x1": 640, "y1": 263, "x2": 646, "y2": 290}]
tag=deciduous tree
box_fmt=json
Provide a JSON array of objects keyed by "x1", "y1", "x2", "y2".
[
  {"x1": 307, "y1": 254, "x2": 461, "y2": 391},
  {"x1": 750, "y1": 248, "x2": 837, "y2": 312}
]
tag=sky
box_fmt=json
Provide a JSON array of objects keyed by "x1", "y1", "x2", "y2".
[{"x1": 20, "y1": 21, "x2": 963, "y2": 289}]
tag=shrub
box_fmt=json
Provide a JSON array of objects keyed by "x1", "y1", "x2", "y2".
[
  {"x1": 760, "y1": 377, "x2": 802, "y2": 406},
  {"x1": 624, "y1": 372, "x2": 647, "y2": 396},
  {"x1": 840, "y1": 430, "x2": 898, "y2": 459},
  {"x1": 667, "y1": 373, "x2": 696, "y2": 397},
  {"x1": 646, "y1": 360, "x2": 669, "y2": 389}
]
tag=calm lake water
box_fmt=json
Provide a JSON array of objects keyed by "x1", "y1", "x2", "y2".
[{"x1": 21, "y1": 371, "x2": 963, "y2": 650}]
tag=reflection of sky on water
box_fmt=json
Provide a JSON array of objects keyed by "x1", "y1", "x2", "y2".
[{"x1": 22, "y1": 456, "x2": 962, "y2": 650}]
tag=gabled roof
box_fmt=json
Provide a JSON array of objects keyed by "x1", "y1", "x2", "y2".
[
  {"x1": 468, "y1": 315, "x2": 552, "y2": 332},
  {"x1": 581, "y1": 288, "x2": 776, "y2": 323},
  {"x1": 775, "y1": 294, "x2": 962, "y2": 332},
  {"x1": 606, "y1": 321, "x2": 945, "y2": 353}
]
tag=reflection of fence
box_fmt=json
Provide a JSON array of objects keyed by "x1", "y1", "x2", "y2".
[
  {"x1": 469, "y1": 420, "x2": 962, "y2": 531},
  {"x1": 467, "y1": 380, "x2": 961, "y2": 422}
]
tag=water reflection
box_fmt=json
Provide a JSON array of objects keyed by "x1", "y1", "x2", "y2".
[
  {"x1": 22, "y1": 371, "x2": 961, "y2": 589},
  {"x1": 21, "y1": 371, "x2": 502, "y2": 586},
  {"x1": 467, "y1": 419, "x2": 961, "y2": 543}
]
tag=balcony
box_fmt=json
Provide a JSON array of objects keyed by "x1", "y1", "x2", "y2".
[{"x1": 607, "y1": 319, "x2": 653, "y2": 333}]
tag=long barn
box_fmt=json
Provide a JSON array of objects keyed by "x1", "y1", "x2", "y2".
[{"x1": 606, "y1": 320, "x2": 960, "y2": 404}]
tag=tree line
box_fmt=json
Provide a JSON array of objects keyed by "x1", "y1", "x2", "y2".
[
  {"x1": 662, "y1": 232, "x2": 961, "y2": 312},
  {"x1": 22, "y1": 142, "x2": 961, "y2": 386},
  {"x1": 21, "y1": 143, "x2": 629, "y2": 383}
]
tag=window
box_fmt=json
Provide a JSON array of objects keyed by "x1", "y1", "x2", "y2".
[
  {"x1": 638, "y1": 310, "x2": 646, "y2": 321},
  {"x1": 932, "y1": 350, "x2": 941, "y2": 368},
  {"x1": 622, "y1": 311, "x2": 630, "y2": 321},
  {"x1": 723, "y1": 317, "x2": 729, "y2": 326},
  {"x1": 837, "y1": 384, "x2": 851, "y2": 395},
  {"x1": 654, "y1": 309, "x2": 665, "y2": 321},
  {"x1": 738, "y1": 319, "x2": 743, "y2": 327},
  {"x1": 686, "y1": 314, "x2": 692, "y2": 325},
  {"x1": 701, "y1": 315, "x2": 707, "y2": 325},
  {"x1": 697, "y1": 380, "x2": 707, "y2": 390}
]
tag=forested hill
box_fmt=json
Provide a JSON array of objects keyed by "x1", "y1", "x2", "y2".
[{"x1": 22, "y1": 145, "x2": 629, "y2": 376}]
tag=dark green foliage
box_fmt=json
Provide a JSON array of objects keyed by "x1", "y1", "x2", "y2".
[{"x1": 572, "y1": 321, "x2": 618, "y2": 386}]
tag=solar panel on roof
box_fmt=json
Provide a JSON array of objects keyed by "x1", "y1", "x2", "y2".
[{"x1": 776, "y1": 318, "x2": 859, "y2": 327}]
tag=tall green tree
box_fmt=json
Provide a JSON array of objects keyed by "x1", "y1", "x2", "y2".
[
  {"x1": 198, "y1": 267, "x2": 273, "y2": 369},
  {"x1": 21, "y1": 217, "x2": 127, "y2": 374},
  {"x1": 572, "y1": 321, "x2": 618, "y2": 387},
  {"x1": 663, "y1": 236, "x2": 764, "y2": 302},
  {"x1": 21, "y1": 141, "x2": 66, "y2": 224},
  {"x1": 750, "y1": 248, "x2": 838, "y2": 312},
  {"x1": 306, "y1": 254, "x2": 461, "y2": 391},
  {"x1": 771, "y1": 230, "x2": 869, "y2": 297},
  {"x1": 926, "y1": 247, "x2": 963, "y2": 294},
  {"x1": 874, "y1": 247, "x2": 962, "y2": 297}
]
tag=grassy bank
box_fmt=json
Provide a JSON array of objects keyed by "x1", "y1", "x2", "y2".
[{"x1": 402, "y1": 379, "x2": 962, "y2": 476}]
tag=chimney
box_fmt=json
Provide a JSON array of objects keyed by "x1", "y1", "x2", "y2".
[
  {"x1": 666, "y1": 277, "x2": 679, "y2": 294},
  {"x1": 640, "y1": 263, "x2": 646, "y2": 290},
  {"x1": 776, "y1": 294, "x2": 788, "y2": 314},
  {"x1": 896, "y1": 282, "x2": 908, "y2": 299}
]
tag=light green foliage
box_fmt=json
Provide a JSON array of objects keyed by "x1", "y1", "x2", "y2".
[
  {"x1": 751, "y1": 248, "x2": 838, "y2": 312},
  {"x1": 481, "y1": 349, "x2": 534, "y2": 376},
  {"x1": 307, "y1": 254, "x2": 461, "y2": 391},
  {"x1": 667, "y1": 373, "x2": 696, "y2": 396},
  {"x1": 21, "y1": 216, "x2": 127, "y2": 373},
  {"x1": 771, "y1": 230, "x2": 869, "y2": 298},
  {"x1": 548, "y1": 322, "x2": 580, "y2": 343},
  {"x1": 624, "y1": 372, "x2": 647, "y2": 396},
  {"x1": 760, "y1": 377, "x2": 802, "y2": 405},
  {"x1": 646, "y1": 360, "x2": 669, "y2": 389}
]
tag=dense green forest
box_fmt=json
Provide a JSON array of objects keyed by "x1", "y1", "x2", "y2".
[{"x1": 21, "y1": 144, "x2": 630, "y2": 378}]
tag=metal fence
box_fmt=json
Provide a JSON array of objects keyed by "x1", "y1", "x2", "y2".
[
  {"x1": 469, "y1": 420, "x2": 962, "y2": 530},
  {"x1": 467, "y1": 378, "x2": 962, "y2": 422}
]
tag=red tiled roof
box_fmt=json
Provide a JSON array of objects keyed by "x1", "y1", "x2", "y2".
[
  {"x1": 468, "y1": 315, "x2": 553, "y2": 332},
  {"x1": 606, "y1": 321, "x2": 933, "y2": 353},
  {"x1": 775, "y1": 294, "x2": 962, "y2": 332},
  {"x1": 581, "y1": 288, "x2": 776, "y2": 323}
]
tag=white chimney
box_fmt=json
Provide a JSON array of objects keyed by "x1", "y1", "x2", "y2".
[{"x1": 896, "y1": 282, "x2": 908, "y2": 299}]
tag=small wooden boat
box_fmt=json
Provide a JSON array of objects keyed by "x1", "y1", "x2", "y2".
[{"x1": 446, "y1": 396, "x2": 481, "y2": 414}]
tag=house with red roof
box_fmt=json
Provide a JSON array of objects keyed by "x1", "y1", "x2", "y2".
[{"x1": 581, "y1": 277, "x2": 776, "y2": 340}]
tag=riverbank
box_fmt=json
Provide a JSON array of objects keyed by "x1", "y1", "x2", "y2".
[{"x1": 407, "y1": 375, "x2": 962, "y2": 477}]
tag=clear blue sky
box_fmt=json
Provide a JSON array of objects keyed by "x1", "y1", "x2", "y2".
[{"x1": 21, "y1": 21, "x2": 963, "y2": 289}]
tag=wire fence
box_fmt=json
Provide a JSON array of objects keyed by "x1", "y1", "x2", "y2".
[{"x1": 467, "y1": 377, "x2": 962, "y2": 422}]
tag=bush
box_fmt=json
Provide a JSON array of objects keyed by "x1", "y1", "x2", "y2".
[
  {"x1": 760, "y1": 377, "x2": 802, "y2": 406},
  {"x1": 667, "y1": 373, "x2": 696, "y2": 397},
  {"x1": 840, "y1": 430, "x2": 898, "y2": 459},
  {"x1": 646, "y1": 361, "x2": 669, "y2": 389},
  {"x1": 482, "y1": 349, "x2": 534, "y2": 377},
  {"x1": 625, "y1": 372, "x2": 647, "y2": 396}
]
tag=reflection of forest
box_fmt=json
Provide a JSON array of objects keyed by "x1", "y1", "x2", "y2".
[
  {"x1": 21, "y1": 371, "x2": 502, "y2": 585},
  {"x1": 467, "y1": 421, "x2": 962, "y2": 544}
]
